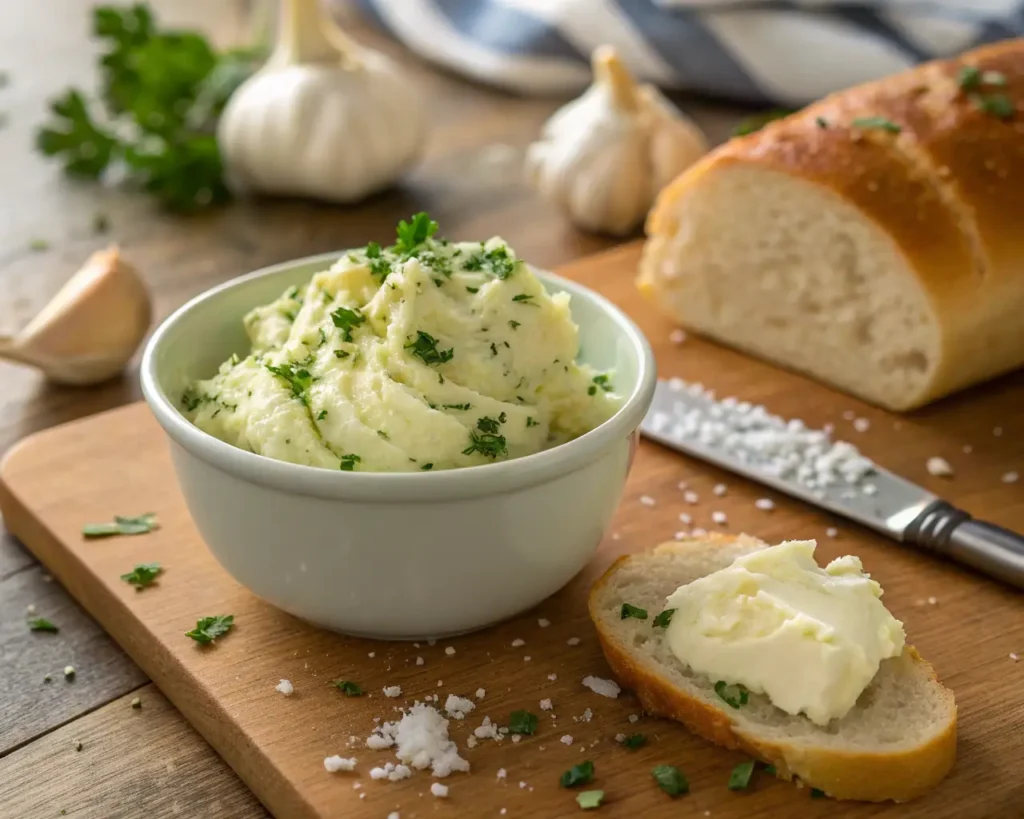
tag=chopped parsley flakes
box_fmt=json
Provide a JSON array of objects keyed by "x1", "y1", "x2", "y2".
[
  {"x1": 851, "y1": 116, "x2": 901, "y2": 133},
  {"x1": 560, "y1": 760, "x2": 595, "y2": 788},
  {"x1": 120, "y1": 562, "x2": 162, "y2": 590},
  {"x1": 652, "y1": 608, "x2": 676, "y2": 628},
  {"x1": 330, "y1": 306, "x2": 365, "y2": 342},
  {"x1": 621, "y1": 733, "x2": 646, "y2": 749},
  {"x1": 728, "y1": 760, "x2": 756, "y2": 790},
  {"x1": 508, "y1": 709, "x2": 538, "y2": 735},
  {"x1": 512, "y1": 293, "x2": 534, "y2": 304},
  {"x1": 82, "y1": 513, "x2": 159, "y2": 538},
  {"x1": 620, "y1": 603, "x2": 648, "y2": 620},
  {"x1": 394, "y1": 212, "x2": 438, "y2": 256},
  {"x1": 652, "y1": 764, "x2": 689, "y2": 797},
  {"x1": 405, "y1": 330, "x2": 454, "y2": 366},
  {"x1": 462, "y1": 244, "x2": 518, "y2": 279},
  {"x1": 332, "y1": 680, "x2": 363, "y2": 696},
  {"x1": 339, "y1": 454, "x2": 361, "y2": 471},
  {"x1": 28, "y1": 617, "x2": 59, "y2": 633},
  {"x1": 714, "y1": 680, "x2": 750, "y2": 709},
  {"x1": 185, "y1": 614, "x2": 234, "y2": 645},
  {"x1": 576, "y1": 790, "x2": 604, "y2": 810}
]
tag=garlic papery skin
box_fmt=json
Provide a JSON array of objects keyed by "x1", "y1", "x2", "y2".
[
  {"x1": 526, "y1": 46, "x2": 707, "y2": 236},
  {"x1": 218, "y1": 0, "x2": 427, "y2": 203}
]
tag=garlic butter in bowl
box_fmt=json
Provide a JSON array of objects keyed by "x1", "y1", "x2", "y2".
[{"x1": 142, "y1": 215, "x2": 655, "y2": 639}]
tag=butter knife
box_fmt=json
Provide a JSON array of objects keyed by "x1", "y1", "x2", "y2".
[{"x1": 641, "y1": 379, "x2": 1024, "y2": 590}]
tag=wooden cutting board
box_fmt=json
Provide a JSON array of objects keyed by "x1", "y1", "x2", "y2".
[{"x1": 2, "y1": 243, "x2": 1022, "y2": 819}]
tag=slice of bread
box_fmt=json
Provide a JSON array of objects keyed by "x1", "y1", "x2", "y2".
[{"x1": 589, "y1": 534, "x2": 957, "y2": 802}]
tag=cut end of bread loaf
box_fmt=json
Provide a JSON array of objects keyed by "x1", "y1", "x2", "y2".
[
  {"x1": 640, "y1": 165, "x2": 941, "y2": 411},
  {"x1": 588, "y1": 534, "x2": 957, "y2": 802}
]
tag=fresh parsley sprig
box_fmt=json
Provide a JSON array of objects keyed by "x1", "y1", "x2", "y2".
[
  {"x1": 185, "y1": 614, "x2": 234, "y2": 645},
  {"x1": 28, "y1": 617, "x2": 59, "y2": 633},
  {"x1": 121, "y1": 562, "x2": 162, "y2": 590},
  {"x1": 560, "y1": 760, "x2": 595, "y2": 787}
]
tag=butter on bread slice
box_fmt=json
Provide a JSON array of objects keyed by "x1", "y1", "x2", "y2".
[{"x1": 588, "y1": 534, "x2": 957, "y2": 802}]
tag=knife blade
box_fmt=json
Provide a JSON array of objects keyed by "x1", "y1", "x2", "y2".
[{"x1": 640, "y1": 378, "x2": 1024, "y2": 590}]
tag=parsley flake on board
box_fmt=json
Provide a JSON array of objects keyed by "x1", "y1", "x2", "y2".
[
  {"x1": 652, "y1": 764, "x2": 689, "y2": 797},
  {"x1": 120, "y1": 562, "x2": 162, "y2": 590},
  {"x1": 330, "y1": 306, "x2": 365, "y2": 342},
  {"x1": 970, "y1": 92, "x2": 1015, "y2": 120},
  {"x1": 185, "y1": 614, "x2": 234, "y2": 645},
  {"x1": 728, "y1": 760, "x2": 756, "y2": 790},
  {"x1": 620, "y1": 603, "x2": 648, "y2": 620},
  {"x1": 621, "y1": 733, "x2": 646, "y2": 749},
  {"x1": 332, "y1": 680, "x2": 363, "y2": 696},
  {"x1": 714, "y1": 680, "x2": 750, "y2": 709},
  {"x1": 508, "y1": 709, "x2": 538, "y2": 735},
  {"x1": 405, "y1": 330, "x2": 453, "y2": 366},
  {"x1": 82, "y1": 513, "x2": 159, "y2": 538},
  {"x1": 560, "y1": 760, "x2": 595, "y2": 788},
  {"x1": 652, "y1": 608, "x2": 676, "y2": 628},
  {"x1": 576, "y1": 790, "x2": 604, "y2": 810},
  {"x1": 339, "y1": 454, "x2": 361, "y2": 471},
  {"x1": 851, "y1": 116, "x2": 901, "y2": 133},
  {"x1": 28, "y1": 617, "x2": 59, "y2": 633}
]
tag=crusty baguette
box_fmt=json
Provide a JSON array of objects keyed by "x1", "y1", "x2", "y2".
[
  {"x1": 589, "y1": 534, "x2": 957, "y2": 802},
  {"x1": 639, "y1": 40, "x2": 1024, "y2": 411}
]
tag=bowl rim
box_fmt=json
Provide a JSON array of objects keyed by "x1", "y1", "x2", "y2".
[{"x1": 141, "y1": 251, "x2": 656, "y2": 502}]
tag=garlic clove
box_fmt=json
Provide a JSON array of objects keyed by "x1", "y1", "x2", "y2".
[
  {"x1": 526, "y1": 45, "x2": 707, "y2": 237},
  {"x1": 0, "y1": 247, "x2": 151, "y2": 385}
]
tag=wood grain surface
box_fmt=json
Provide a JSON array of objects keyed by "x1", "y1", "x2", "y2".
[{"x1": 1, "y1": 243, "x2": 1022, "y2": 819}]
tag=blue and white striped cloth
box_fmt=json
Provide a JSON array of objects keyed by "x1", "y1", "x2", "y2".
[{"x1": 351, "y1": 0, "x2": 1024, "y2": 105}]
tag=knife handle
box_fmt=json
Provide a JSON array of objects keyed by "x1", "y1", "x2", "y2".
[{"x1": 905, "y1": 500, "x2": 1024, "y2": 590}]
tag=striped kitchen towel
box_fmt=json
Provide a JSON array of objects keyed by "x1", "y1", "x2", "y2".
[{"x1": 350, "y1": 0, "x2": 1024, "y2": 104}]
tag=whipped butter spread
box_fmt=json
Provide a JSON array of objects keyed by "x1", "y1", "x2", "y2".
[
  {"x1": 664, "y1": 540, "x2": 905, "y2": 725},
  {"x1": 184, "y1": 215, "x2": 619, "y2": 472}
]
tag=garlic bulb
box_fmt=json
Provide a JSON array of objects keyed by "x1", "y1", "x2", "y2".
[
  {"x1": 526, "y1": 46, "x2": 707, "y2": 236},
  {"x1": 218, "y1": 0, "x2": 427, "y2": 203}
]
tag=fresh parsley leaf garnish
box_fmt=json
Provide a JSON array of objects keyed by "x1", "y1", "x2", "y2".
[
  {"x1": 476, "y1": 415, "x2": 504, "y2": 434},
  {"x1": 461, "y1": 245, "x2": 518, "y2": 279},
  {"x1": 508, "y1": 320, "x2": 520, "y2": 330},
  {"x1": 265, "y1": 363, "x2": 313, "y2": 403},
  {"x1": 970, "y1": 92, "x2": 1015, "y2": 119},
  {"x1": 185, "y1": 614, "x2": 234, "y2": 645},
  {"x1": 316, "y1": 409, "x2": 328, "y2": 421},
  {"x1": 526, "y1": 417, "x2": 539, "y2": 428},
  {"x1": 466, "y1": 286, "x2": 479, "y2": 294},
  {"x1": 442, "y1": 403, "x2": 471, "y2": 411},
  {"x1": 958, "y1": 65, "x2": 1005, "y2": 91},
  {"x1": 490, "y1": 342, "x2": 499, "y2": 356},
  {"x1": 421, "y1": 463, "x2": 433, "y2": 470},
  {"x1": 714, "y1": 680, "x2": 749, "y2": 709},
  {"x1": 82, "y1": 513, "x2": 159, "y2": 538},
  {"x1": 334, "y1": 350, "x2": 350, "y2": 359},
  {"x1": 508, "y1": 709, "x2": 538, "y2": 735},
  {"x1": 733, "y1": 109, "x2": 792, "y2": 137},
  {"x1": 815, "y1": 116, "x2": 829, "y2": 129},
  {"x1": 592, "y1": 373, "x2": 613, "y2": 393},
  {"x1": 852, "y1": 116, "x2": 901, "y2": 133},
  {"x1": 652, "y1": 608, "x2": 676, "y2": 628},
  {"x1": 621, "y1": 733, "x2": 646, "y2": 749},
  {"x1": 560, "y1": 760, "x2": 595, "y2": 788},
  {"x1": 763, "y1": 764, "x2": 777, "y2": 776},
  {"x1": 512, "y1": 293, "x2": 534, "y2": 303},
  {"x1": 28, "y1": 617, "x2": 59, "y2": 633},
  {"x1": 405, "y1": 331, "x2": 453, "y2": 366},
  {"x1": 394, "y1": 212, "x2": 438, "y2": 255},
  {"x1": 363, "y1": 241, "x2": 391, "y2": 281},
  {"x1": 620, "y1": 603, "x2": 648, "y2": 620},
  {"x1": 330, "y1": 306, "x2": 365, "y2": 342},
  {"x1": 728, "y1": 760, "x2": 756, "y2": 790},
  {"x1": 652, "y1": 764, "x2": 689, "y2": 797},
  {"x1": 120, "y1": 562, "x2": 162, "y2": 590},
  {"x1": 339, "y1": 454, "x2": 361, "y2": 471},
  {"x1": 332, "y1": 680, "x2": 363, "y2": 696},
  {"x1": 576, "y1": 790, "x2": 604, "y2": 810}
]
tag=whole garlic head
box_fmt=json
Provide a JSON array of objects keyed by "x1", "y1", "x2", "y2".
[
  {"x1": 526, "y1": 46, "x2": 707, "y2": 236},
  {"x1": 218, "y1": 0, "x2": 427, "y2": 203}
]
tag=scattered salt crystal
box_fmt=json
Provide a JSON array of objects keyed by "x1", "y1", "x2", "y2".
[
  {"x1": 560, "y1": 735, "x2": 574, "y2": 745},
  {"x1": 519, "y1": 781, "x2": 528, "y2": 789},
  {"x1": 1011, "y1": 653, "x2": 1019, "y2": 662},
  {"x1": 691, "y1": 527, "x2": 707, "y2": 536},
  {"x1": 842, "y1": 410, "x2": 856, "y2": 421},
  {"x1": 639, "y1": 495, "x2": 656, "y2": 507},
  {"x1": 511, "y1": 638, "x2": 525, "y2": 647},
  {"x1": 567, "y1": 637, "x2": 580, "y2": 646},
  {"x1": 368, "y1": 652, "x2": 375, "y2": 658},
  {"x1": 713, "y1": 483, "x2": 728, "y2": 497},
  {"x1": 524, "y1": 656, "x2": 531, "y2": 662},
  {"x1": 1003, "y1": 471, "x2": 1019, "y2": 484},
  {"x1": 683, "y1": 491, "x2": 699, "y2": 504},
  {"x1": 711, "y1": 511, "x2": 728, "y2": 525},
  {"x1": 926, "y1": 457, "x2": 954, "y2": 478},
  {"x1": 825, "y1": 527, "x2": 838, "y2": 538},
  {"x1": 275, "y1": 679, "x2": 294, "y2": 696},
  {"x1": 540, "y1": 698, "x2": 553, "y2": 711},
  {"x1": 383, "y1": 686, "x2": 402, "y2": 698},
  {"x1": 677, "y1": 481, "x2": 688, "y2": 490},
  {"x1": 679, "y1": 512, "x2": 692, "y2": 524},
  {"x1": 582, "y1": 676, "x2": 620, "y2": 698},
  {"x1": 538, "y1": 618, "x2": 551, "y2": 628},
  {"x1": 669, "y1": 329, "x2": 687, "y2": 344},
  {"x1": 548, "y1": 673, "x2": 557, "y2": 681},
  {"x1": 862, "y1": 483, "x2": 878, "y2": 496},
  {"x1": 963, "y1": 445, "x2": 973, "y2": 454},
  {"x1": 628, "y1": 714, "x2": 639, "y2": 723},
  {"x1": 415, "y1": 656, "x2": 424, "y2": 666},
  {"x1": 614, "y1": 733, "x2": 627, "y2": 742},
  {"x1": 674, "y1": 531, "x2": 686, "y2": 540},
  {"x1": 370, "y1": 762, "x2": 412, "y2": 781},
  {"x1": 475, "y1": 688, "x2": 486, "y2": 699},
  {"x1": 366, "y1": 704, "x2": 469, "y2": 777},
  {"x1": 994, "y1": 426, "x2": 1003, "y2": 437},
  {"x1": 323, "y1": 755, "x2": 357, "y2": 772},
  {"x1": 853, "y1": 418, "x2": 870, "y2": 432},
  {"x1": 388, "y1": 813, "x2": 399, "y2": 819},
  {"x1": 755, "y1": 498, "x2": 775, "y2": 511},
  {"x1": 580, "y1": 708, "x2": 593, "y2": 723},
  {"x1": 444, "y1": 694, "x2": 476, "y2": 719},
  {"x1": 496, "y1": 768, "x2": 507, "y2": 780},
  {"x1": 431, "y1": 783, "x2": 449, "y2": 798},
  {"x1": 512, "y1": 734, "x2": 521, "y2": 743},
  {"x1": 466, "y1": 735, "x2": 478, "y2": 748},
  {"x1": 444, "y1": 646, "x2": 456, "y2": 655},
  {"x1": 928, "y1": 596, "x2": 938, "y2": 605},
  {"x1": 25, "y1": 604, "x2": 35, "y2": 615}
]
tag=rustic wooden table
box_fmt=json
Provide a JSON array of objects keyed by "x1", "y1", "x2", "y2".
[{"x1": 0, "y1": 3, "x2": 742, "y2": 817}]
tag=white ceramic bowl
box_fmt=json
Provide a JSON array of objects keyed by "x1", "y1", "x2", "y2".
[{"x1": 141, "y1": 252, "x2": 656, "y2": 639}]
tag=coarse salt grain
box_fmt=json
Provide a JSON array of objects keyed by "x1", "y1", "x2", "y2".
[
  {"x1": 825, "y1": 527, "x2": 838, "y2": 538},
  {"x1": 512, "y1": 734, "x2": 521, "y2": 743},
  {"x1": 444, "y1": 646, "x2": 456, "y2": 655},
  {"x1": 853, "y1": 418, "x2": 870, "y2": 432},
  {"x1": 415, "y1": 656, "x2": 424, "y2": 666},
  {"x1": 511, "y1": 638, "x2": 525, "y2": 647},
  {"x1": 679, "y1": 512, "x2": 692, "y2": 524},
  {"x1": 711, "y1": 511, "x2": 728, "y2": 525},
  {"x1": 567, "y1": 637, "x2": 580, "y2": 646},
  {"x1": 1011, "y1": 653, "x2": 1019, "y2": 662},
  {"x1": 368, "y1": 652, "x2": 375, "y2": 658},
  {"x1": 755, "y1": 498, "x2": 775, "y2": 511},
  {"x1": 669, "y1": 329, "x2": 687, "y2": 344},
  {"x1": 628, "y1": 714, "x2": 639, "y2": 723},
  {"x1": 383, "y1": 686, "x2": 402, "y2": 698},
  {"x1": 430, "y1": 783, "x2": 449, "y2": 798},
  {"x1": 994, "y1": 426, "x2": 1003, "y2": 436},
  {"x1": 582, "y1": 676, "x2": 620, "y2": 698},
  {"x1": 475, "y1": 688, "x2": 486, "y2": 699},
  {"x1": 540, "y1": 698, "x2": 553, "y2": 711},
  {"x1": 466, "y1": 736, "x2": 478, "y2": 748},
  {"x1": 323, "y1": 755, "x2": 357, "y2": 772},
  {"x1": 25, "y1": 604, "x2": 35, "y2": 615},
  {"x1": 639, "y1": 495, "x2": 656, "y2": 507},
  {"x1": 496, "y1": 768, "x2": 507, "y2": 780},
  {"x1": 548, "y1": 673, "x2": 557, "y2": 681},
  {"x1": 388, "y1": 813, "x2": 399, "y2": 819},
  {"x1": 444, "y1": 694, "x2": 476, "y2": 719},
  {"x1": 474, "y1": 717, "x2": 501, "y2": 741},
  {"x1": 683, "y1": 491, "x2": 699, "y2": 504},
  {"x1": 674, "y1": 531, "x2": 686, "y2": 540},
  {"x1": 926, "y1": 457, "x2": 954, "y2": 478},
  {"x1": 691, "y1": 527, "x2": 707, "y2": 536},
  {"x1": 560, "y1": 735, "x2": 574, "y2": 745},
  {"x1": 1003, "y1": 471, "x2": 1019, "y2": 484},
  {"x1": 369, "y1": 762, "x2": 412, "y2": 781},
  {"x1": 928, "y1": 596, "x2": 938, "y2": 605},
  {"x1": 275, "y1": 679, "x2": 294, "y2": 696},
  {"x1": 713, "y1": 483, "x2": 728, "y2": 496},
  {"x1": 524, "y1": 656, "x2": 531, "y2": 662},
  {"x1": 614, "y1": 733, "x2": 627, "y2": 743},
  {"x1": 538, "y1": 618, "x2": 551, "y2": 628},
  {"x1": 365, "y1": 703, "x2": 469, "y2": 777}
]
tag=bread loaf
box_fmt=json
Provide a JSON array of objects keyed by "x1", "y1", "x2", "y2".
[
  {"x1": 639, "y1": 40, "x2": 1024, "y2": 411},
  {"x1": 589, "y1": 534, "x2": 958, "y2": 802}
]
